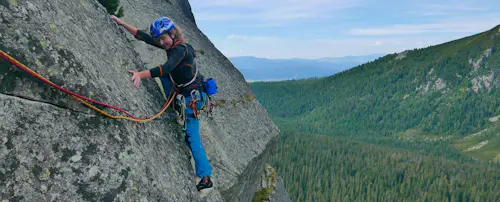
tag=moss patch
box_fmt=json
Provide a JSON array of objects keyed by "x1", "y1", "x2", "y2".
[
  {"x1": 252, "y1": 164, "x2": 277, "y2": 202},
  {"x1": 253, "y1": 187, "x2": 273, "y2": 202},
  {"x1": 8, "y1": 0, "x2": 17, "y2": 6}
]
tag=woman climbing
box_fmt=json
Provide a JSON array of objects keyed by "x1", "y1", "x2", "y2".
[{"x1": 111, "y1": 15, "x2": 213, "y2": 195}]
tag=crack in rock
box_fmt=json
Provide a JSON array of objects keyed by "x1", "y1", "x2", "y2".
[{"x1": 0, "y1": 92, "x2": 95, "y2": 116}]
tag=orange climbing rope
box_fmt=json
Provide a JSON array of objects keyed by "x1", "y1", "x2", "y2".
[{"x1": 0, "y1": 50, "x2": 175, "y2": 123}]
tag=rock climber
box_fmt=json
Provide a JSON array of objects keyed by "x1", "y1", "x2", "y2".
[{"x1": 111, "y1": 15, "x2": 213, "y2": 195}]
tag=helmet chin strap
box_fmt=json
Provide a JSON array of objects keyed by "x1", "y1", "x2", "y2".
[
  {"x1": 169, "y1": 33, "x2": 176, "y2": 43},
  {"x1": 167, "y1": 33, "x2": 177, "y2": 50}
]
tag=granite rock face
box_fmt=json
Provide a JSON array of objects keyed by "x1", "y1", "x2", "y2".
[{"x1": 0, "y1": 0, "x2": 289, "y2": 201}]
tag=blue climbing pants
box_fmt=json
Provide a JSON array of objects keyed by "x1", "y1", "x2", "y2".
[{"x1": 161, "y1": 78, "x2": 212, "y2": 178}]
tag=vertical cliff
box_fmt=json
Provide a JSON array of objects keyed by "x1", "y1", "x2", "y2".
[{"x1": 0, "y1": 0, "x2": 288, "y2": 201}]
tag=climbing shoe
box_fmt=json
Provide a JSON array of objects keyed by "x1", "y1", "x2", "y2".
[{"x1": 197, "y1": 176, "x2": 213, "y2": 197}]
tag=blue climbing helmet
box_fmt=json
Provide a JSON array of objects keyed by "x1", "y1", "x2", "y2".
[{"x1": 150, "y1": 17, "x2": 175, "y2": 38}]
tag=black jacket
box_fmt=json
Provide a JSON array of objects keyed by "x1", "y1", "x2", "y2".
[{"x1": 135, "y1": 30, "x2": 201, "y2": 89}]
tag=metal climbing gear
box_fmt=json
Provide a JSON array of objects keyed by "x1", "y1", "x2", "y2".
[
  {"x1": 173, "y1": 90, "x2": 204, "y2": 129},
  {"x1": 174, "y1": 94, "x2": 187, "y2": 129},
  {"x1": 187, "y1": 90, "x2": 202, "y2": 119},
  {"x1": 206, "y1": 95, "x2": 216, "y2": 116}
]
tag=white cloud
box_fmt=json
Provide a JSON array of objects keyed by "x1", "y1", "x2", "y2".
[
  {"x1": 216, "y1": 33, "x2": 487, "y2": 59},
  {"x1": 191, "y1": 0, "x2": 362, "y2": 21},
  {"x1": 193, "y1": 0, "x2": 353, "y2": 8},
  {"x1": 410, "y1": 3, "x2": 491, "y2": 17},
  {"x1": 190, "y1": 0, "x2": 500, "y2": 59},
  {"x1": 426, "y1": 4, "x2": 488, "y2": 11},
  {"x1": 372, "y1": 41, "x2": 383, "y2": 46},
  {"x1": 194, "y1": 13, "x2": 249, "y2": 21},
  {"x1": 349, "y1": 19, "x2": 500, "y2": 36},
  {"x1": 227, "y1": 35, "x2": 248, "y2": 40},
  {"x1": 231, "y1": 22, "x2": 289, "y2": 28},
  {"x1": 192, "y1": 0, "x2": 261, "y2": 7}
]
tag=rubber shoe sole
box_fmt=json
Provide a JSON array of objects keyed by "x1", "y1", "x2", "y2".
[{"x1": 199, "y1": 187, "x2": 213, "y2": 198}]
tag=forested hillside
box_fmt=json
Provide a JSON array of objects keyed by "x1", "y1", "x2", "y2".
[
  {"x1": 250, "y1": 25, "x2": 500, "y2": 201},
  {"x1": 272, "y1": 132, "x2": 500, "y2": 202},
  {"x1": 251, "y1": 25, "x2": 499, "y2": 144}
]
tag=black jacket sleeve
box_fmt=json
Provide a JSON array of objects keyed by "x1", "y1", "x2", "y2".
[
  {"x1": 134, "y1": 30, "x2": 163, "y2": 49},
  {"x1": 149, "y1": 44, "x2": 188, "y2": 78}
]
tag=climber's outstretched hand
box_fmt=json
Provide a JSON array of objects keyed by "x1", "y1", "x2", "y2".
[
  {"x1": 111, "y1": 15, "x2": 124, "y2": 26},
  {"x1": 128, "y1": 70, "x2": 142, "y2": 88}
]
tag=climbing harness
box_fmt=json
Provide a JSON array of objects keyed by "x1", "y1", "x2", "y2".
[
  {"x1": 172, "y1": 82, "x2": 218, "y2": 129},
  {"x1": 0, "y1": 50, "x2": 175, "y2": 123},
  {"x1": 168, "y1": 41, "x2": 199, "y2": 90},
  {"x1": 165, "y1": 41, "x2": 219, "y2": 120},
  {"x1": 188, "y1": 89, "x2": 202, "y2": 119}
]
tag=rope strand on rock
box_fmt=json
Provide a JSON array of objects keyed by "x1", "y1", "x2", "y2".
[{"x1": 0, "y1": 49, "x2": 174, "y2": 123}]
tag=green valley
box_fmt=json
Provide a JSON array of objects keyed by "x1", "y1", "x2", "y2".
[{"x1": 250, "y1": 25, "x2": 500, "y2": 201}]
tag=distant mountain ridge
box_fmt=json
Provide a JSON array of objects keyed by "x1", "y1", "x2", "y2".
[{"x1": 230, "y1": 54, "x2": 385, "y2": 81}]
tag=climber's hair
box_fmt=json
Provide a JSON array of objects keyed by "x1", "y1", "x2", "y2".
[{"x1": 169, "y1": 26, "x2": 186, "y2": 42}]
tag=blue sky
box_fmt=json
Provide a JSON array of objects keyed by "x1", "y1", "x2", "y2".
[{"x1": 188, "y1": 0, "x2": 500, "y2": 59}]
